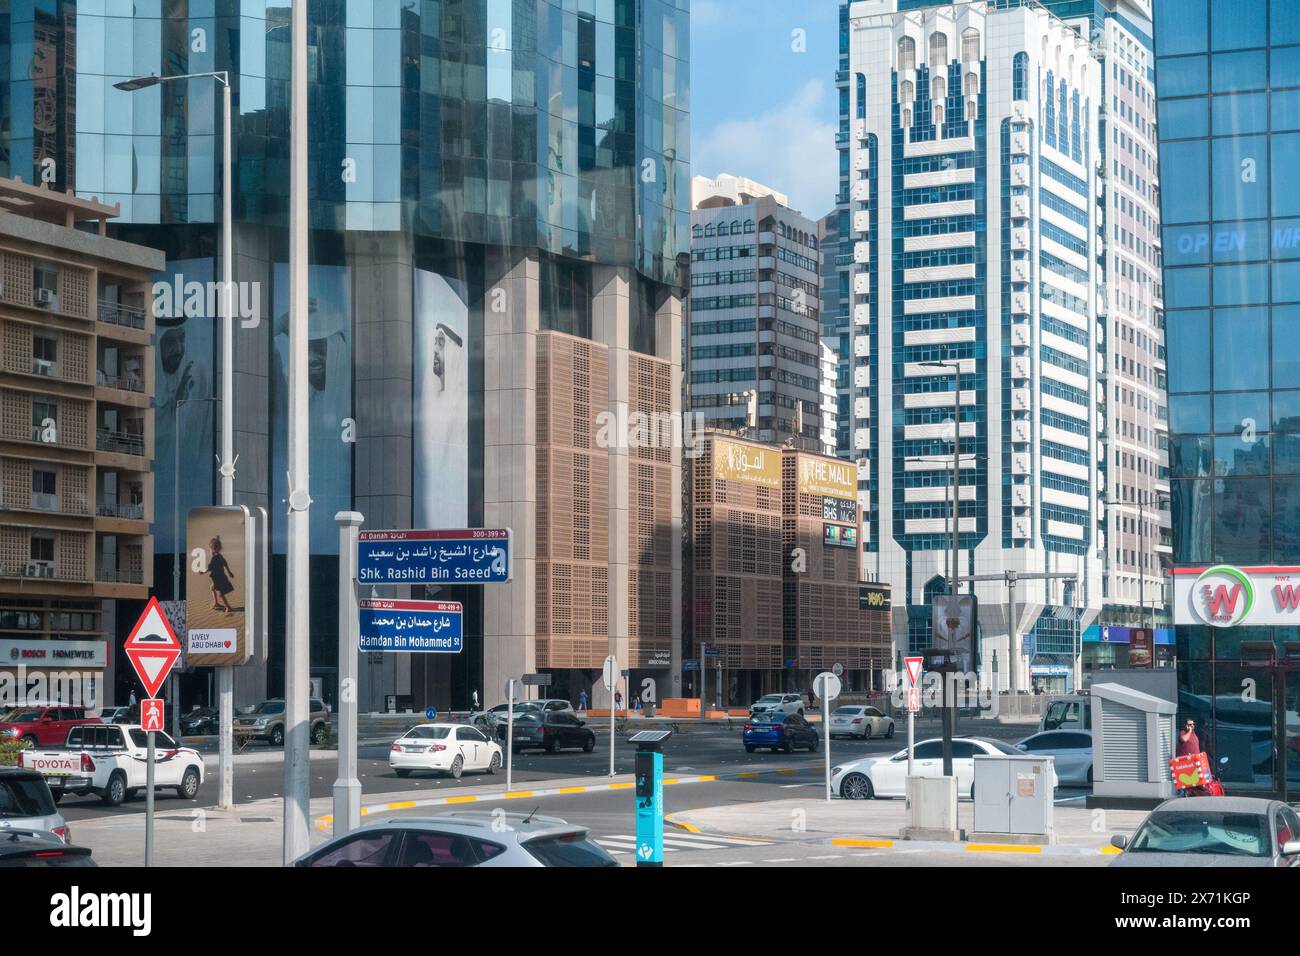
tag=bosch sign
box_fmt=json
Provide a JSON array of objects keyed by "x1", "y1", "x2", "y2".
[{"x1": 0, "y1": 640, "x2": 107, "y2": 668}]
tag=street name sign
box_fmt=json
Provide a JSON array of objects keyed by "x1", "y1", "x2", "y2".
[
  {"x1": 357, "y1": 529, "x2": 510, "y2": 584},
  {"x1": 359, "y1": 599, "x2": 463, "y2": 653}
]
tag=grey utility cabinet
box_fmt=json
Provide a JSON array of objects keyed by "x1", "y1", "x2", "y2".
[
  {"x1": 1090, "y1": 682, "x2": 1175, "y2": 801},
  {"x1": 972, "y1": 754, "x2": 1056, "y2": 841}
]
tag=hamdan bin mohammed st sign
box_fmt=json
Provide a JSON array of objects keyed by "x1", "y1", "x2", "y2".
[{"x1": 1171, "y1": 564, "x2": 1300, "y2": 627}]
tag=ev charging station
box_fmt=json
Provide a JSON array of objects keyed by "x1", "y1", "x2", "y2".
[{"x1": 631, "y1": 729, "x2": 672, "y2": 866}]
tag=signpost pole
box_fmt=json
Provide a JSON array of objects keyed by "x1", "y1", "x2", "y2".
[
  {"x1": 610, "y1": 673, "x2": 616, "y2": 779},
  {"x1": 145, "y1": 730, "x2": 155, "y2": 866},
  {"x1": 333, "y1": 512, "x2": 363, "y2": 838},
  {"x1": 506, "y1": 678, "x2": 516, "y2": 793},
  {"x1": 822, "y1": 682, "x2": 830, "y2": 802}
]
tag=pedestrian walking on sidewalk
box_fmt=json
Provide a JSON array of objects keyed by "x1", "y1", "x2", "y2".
[
  {"x1": 614, "y1": 690, "x2": 623, "y2": 712},
  {"x1": 578, "y1": 689, "x2": 589, "y2": 712}
]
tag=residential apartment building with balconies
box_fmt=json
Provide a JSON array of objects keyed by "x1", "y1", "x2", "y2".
[{"x1": 0, "y1": 176, "x2": 161, "y2": 693}]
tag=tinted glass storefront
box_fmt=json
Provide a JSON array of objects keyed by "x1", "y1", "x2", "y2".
[{"x1": 1155, "y1": 0, "x2": 1300, "y2": 796}]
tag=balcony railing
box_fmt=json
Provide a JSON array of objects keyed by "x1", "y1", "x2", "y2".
[
  {"x1": 97, "y1": 502, "x2": 145, "y2": 520},
  {"x1": 96, "y1": 428, "x2": 145, "y2": 456},
  {"x1": 97, "y1": 301, "x2": 147, "y2": 330},
  {"x1": 96, "y1": 369, "x2": 145, "y2": 393},
  {"x1": 96, "y1": 565, "x2": 144, "y2": 585},
  {"x1": 31, "y1": 492, "x2": 60, "y2": 512}
]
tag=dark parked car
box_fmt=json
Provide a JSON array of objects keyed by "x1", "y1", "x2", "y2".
[
  {"x1": 743, "y1": 712, "x2": 819, "y2": 753},
  {"x1": 500, "y1": 711, "x2": 596, "y2": 754},
  {"x1": 180, "y1": 707, "x2": 219, "y2": 737},
  {"x1": 0, "y1": 829, "x2": 94, "y2": 867},
  {"x1": 233, "y1": 698, "x2": 330, "y2": 747}
]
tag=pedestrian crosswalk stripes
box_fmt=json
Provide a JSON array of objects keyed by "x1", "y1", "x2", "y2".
[{"x1": 596, "y1": 833, "x2": 774, "y2": 855}]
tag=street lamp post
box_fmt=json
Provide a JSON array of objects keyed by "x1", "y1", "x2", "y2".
[
  {"x1": 117, "y1": 70, "x2": 237, "y2": 810},
  {"x1": 920, "y1": 357, "x2": 960, "y2": 777}
]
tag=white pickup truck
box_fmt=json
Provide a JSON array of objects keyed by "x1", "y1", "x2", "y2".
[{"x1": 18, "y1": 723, "x2": 205, "y2": 806}]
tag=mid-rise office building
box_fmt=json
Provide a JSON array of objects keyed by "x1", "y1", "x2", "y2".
[
  {"x1": 684, "y1": 431, "x2": 890, "y2": 703},
  {"x1": 689, "y1": 174, "x2": 834, "y2": 454},
  {"x1": 0, "y1": 177, "x2": 162, "y2": 702},
  {"x1": 837, "y1": 0, "x2": 1106, "y2": 692},
  {"x1": 0, "y1": 0, "x2": 691, "y2": 711},
  {"x1": 1154, "y1": 0, "x2": 1300, "y2": 799},
  {"x1": 1043, "y1": 1, "x2": 1172, "y2": 687}
]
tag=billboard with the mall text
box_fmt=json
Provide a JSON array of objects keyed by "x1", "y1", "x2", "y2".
[{"x1": 1172, "y1": 565, "x2": 1300, "y2": 627}]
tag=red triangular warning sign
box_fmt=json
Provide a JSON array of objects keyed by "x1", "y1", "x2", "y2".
[{"x1": 124, "y1": 597, "x2": 181, "y2": 698}]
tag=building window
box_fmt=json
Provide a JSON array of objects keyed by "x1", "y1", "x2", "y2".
[
  {"x1": 30, "y1": 531, "x2": 55, "y2": 563},
  {"x1": 1008, "y1": 52, "x2": 1029, "y2": 101},
  {"x1": 856, "y1": 73, "x2": 867, "y2": 119},
  {"x1": 900, "y1": 80, "x2": 914, "y2": 104},
  {"x1": 962, "y1": 28, "x2": 980, "y2": 63},
  {"x1": 899, "y1": 37, "x2": 915, "y2": 72},
  {"x1": 929, "y1": 32, "x2": 948, "y2": 68},
  {"x1": 32, "y1": 396, "x2": 57, "y2": 433}
]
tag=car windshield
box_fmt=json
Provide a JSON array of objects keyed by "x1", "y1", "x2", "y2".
[
  {"x1": 752, "y1": 715, "x2": 784, "y2": 725},
  {"x1": 524, "y1": 832, "x2": 619, "y2": 867},
  {"x1": 756, "y1": 696, "x2": 783, "y2": 704},
  {"x1": 404, "y1": 727, "x2": 451, "y2": 740},
  {"x1": 0, "y1": 776, "x2": 56, "y2": 818},
  {"x1": 252, "y1": 702, "x2": 285, "y2": 715},
  {"x1": 833, "y1": 706, "x2": 861, "y2": 715},
  {"x1": 1128, "y1": 811, "x2": 1271, "y2": 857}
]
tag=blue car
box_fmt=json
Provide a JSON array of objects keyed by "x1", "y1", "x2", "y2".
[{"x1": 743, "y1": 712, "x2": 818, "y2": 753}]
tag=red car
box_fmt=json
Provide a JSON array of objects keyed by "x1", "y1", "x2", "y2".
[{"x1": 0, "y1": 706, "x2": 101, "y2": 748}]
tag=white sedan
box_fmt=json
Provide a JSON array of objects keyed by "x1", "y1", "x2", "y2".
[
  {"x1": 749, "y1": 693, "x2": 805, "y2": 717},
  {"x1": 389, "y1": 723, "x2": 502, "y2": 780},
  {"x1": 831, "y1": 737, "x2": 1055, "y2": 800},
  {"x1": 1016, "y1": 730, "x2": 1093, "y2": 786},
  {"x1": 828, "y1": 705, "x2": 894, "y2": 740}
]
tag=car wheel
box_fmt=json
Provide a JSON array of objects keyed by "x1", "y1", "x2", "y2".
[
  {"x1": 448, "y1": 755, "x2": 463, "y2": 779},
  {"x1": 807, "y1": 735, "x2": 818, "y2": 753},
  {"x1": 177, "y1": 767, "x2": 200, "y2": 800},
  {"x1": 841, "y1": 773, "x2": 872, "y2": 800},
  {"x1": 863, "y1": 724, "x2": 872, "y2": 740},
  {"x1": 270, "y1": 725, "x2": 285, "y2": 747},
  {"x1": 1086, "y1": 766, "x2": 1093, "y2": 786},
  {"x1": 395, "y1": 768, "x2": 411, "y2": 778},
  {"x1": 21, "y1": 734, "x2": 37, "y2": 748},
  {"x1": 487, "y1": 752, "x2": 502, "y2": 774},
  {"x1": 312, "y1": 723, "x2": 330, "y2": 746},
  {"x1": 886, "y1": 722, "x2": 895, "y2": 739},
  {"x1": 745, "y1": 745, "x2": 755, "y2": 753},
  {"x1": 582, "y1": 736, "x2": 595, "y2": 753},
  {"x1": 102, "y1": 771, "x2": 127, "y2": 807},
  {"x1": 783, "y1": 736, "x2": 793, "y2": 754},
  {"x1": 546, "y1": 736, "x2": 561, "y2": 755}
]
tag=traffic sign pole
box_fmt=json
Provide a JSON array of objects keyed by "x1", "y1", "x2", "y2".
[
  {"x1": 905, "y1": 656, "x2": 923, "y2": 778},
  {"x1": 505, "y1": 678, "x2": 518, "y2": 793},
  {"x1": 603, "y1": 655, "x2": 617, "y2": 778},
  {"x1": 333, "y1": 512, "x2": 363, "y2": 839},
  {"x1": 813, "y1": 671, "x2": 841, "y2": 800},
  {"x1": 822, "y1": 687, "x2": 830, "y2": 801}
]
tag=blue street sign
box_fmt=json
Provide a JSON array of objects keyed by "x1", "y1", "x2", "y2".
[
  {"x1": 359, "y1": 599, "x2": 463, "y2": 653},
  {"x1": 703, "y1": 646, "x2": 721, "y2": 658},
  {"x1": 357, "y1": 529, "x2": 511, "y2": 585},
  {"x1": 425, "y1": 706, "x2": 438, "y2": 720},
  {"x1": 682, "y1": 660, "x2": 701, "y2": 671}
]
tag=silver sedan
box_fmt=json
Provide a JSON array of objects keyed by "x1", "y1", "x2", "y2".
[{"x1": 827, "y1": 705, "x2": 894, "y2": 740}]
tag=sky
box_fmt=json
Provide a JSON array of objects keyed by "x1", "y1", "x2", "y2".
[{"x1": 689, "y1": 0, "x2": 841, "y2": 219}]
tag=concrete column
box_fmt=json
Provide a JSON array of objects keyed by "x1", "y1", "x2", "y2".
[
  {"x1": 657, "y1": 291, "x2": 684, "y2": 698},
  {"x1": 482, "y1": 252, "x2": 539, "y2": 706},
  {"x1": 593, "y1": 267, "x2": 630, "y2": 709}
]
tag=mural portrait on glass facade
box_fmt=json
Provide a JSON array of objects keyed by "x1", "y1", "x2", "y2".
[{"x1": 414, "y1": 269, "x2": 470, "y2": 530}]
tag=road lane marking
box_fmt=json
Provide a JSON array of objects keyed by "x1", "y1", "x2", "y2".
[
  {"x1": 832, "y1": 838, "x2": 895, "y2": 849},
  {"x1": 965, "y1": 843, "x2": 1042, "y2": 854}
]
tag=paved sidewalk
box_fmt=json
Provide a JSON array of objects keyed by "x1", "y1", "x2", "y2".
[{"x1": 668, "y1": 797, "x2": 1148, "y2": 858}]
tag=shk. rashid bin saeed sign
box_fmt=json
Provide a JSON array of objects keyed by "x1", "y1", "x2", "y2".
[{"x1": 1172, "y1": 564, "x2": 1300, "y2": 627}]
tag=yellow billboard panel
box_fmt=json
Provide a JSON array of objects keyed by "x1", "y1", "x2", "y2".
[
  {"x1": 712, "y1": 438, "x2": 782, "y2": 489},
  {"x1": 797, "y1": 455, "x2": 856, "y2": 501}
]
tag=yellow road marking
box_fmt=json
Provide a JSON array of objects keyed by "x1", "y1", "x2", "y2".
[
  {"x1": 1100, "y1": 845, "x2": 1123, "y2": 855},
  {"x1": 557, "y1": 787, "x2": 589, "y2": 794},
  {"x1": 609, "y1": 782, "x2": 634, "y2": 790},
  {"x1": 386, "y1": 801, "x2": 418, "y2": 810},
  {"x1": 738, "y1": 771, "x2": 760, "y2": 778},
  {"x1": 503, "y1": 790, "x2": 535, "y2": 799},
  {"x1": 444, "y1": 795, "x2": 479, "y2": 804},
  {"x1": 966, "y1": 843, "x2": 1042, "y2": 854},
  {"x1": 832, "y1": 838, "x2": 894, "y2": 849}
]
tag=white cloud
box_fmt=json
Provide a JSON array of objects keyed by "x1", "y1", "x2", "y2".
[{"x1": 691, "y1": 79, "x2": 837, "y2": 218}]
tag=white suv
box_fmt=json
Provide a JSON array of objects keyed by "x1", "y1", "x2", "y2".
[{"x1": 749, "y1": 693, "x2": 805, "y2": 717}]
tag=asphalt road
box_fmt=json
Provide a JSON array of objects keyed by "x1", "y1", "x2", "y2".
[{"x1": 56, "y1": 718, "x2": 1041, "y2": 824}]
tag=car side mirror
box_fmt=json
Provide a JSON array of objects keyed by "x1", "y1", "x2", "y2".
[
  {"x1": 1283, "y1": 841, "x2": 1300, "y2": 857},
  {"x1": 1110, "y1": 835, "x2": 1128, "y2": 851}
]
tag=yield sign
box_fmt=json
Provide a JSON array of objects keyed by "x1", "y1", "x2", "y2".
[
  {"x1": 124, "y1": 597, "x2": 182, "y2": 698},
  {"x1": 904, "y1": 656, "x2": 923, "y2": 689}
]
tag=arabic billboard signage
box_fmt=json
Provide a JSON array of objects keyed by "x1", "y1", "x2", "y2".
[
  {"x1": 712, "y1": 437, "x2": 781, "y2": 489},
  {"x1": 357, "y1": 529, "x2": 511, "y2": 584},
  {"x1": 359, "y1": 599, "x2": 464, "y2": 653}
]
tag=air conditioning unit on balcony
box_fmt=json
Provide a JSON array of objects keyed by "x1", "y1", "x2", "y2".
[
  {"x1": 35, "y1": 288, "x2": 56, "y2": 307},
  {"x1": 32, "y1": 358, "x2": 56, "y2": 377},
  {"x1": 24, "y1": 560, "x2": 55, "y2": 579}
]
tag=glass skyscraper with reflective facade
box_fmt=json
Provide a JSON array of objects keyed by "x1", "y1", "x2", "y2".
[
  {"x1": 0, "y1": 0, "x2": 689, "y2": 712},
  {"x1": 1155, "y1": 0, "x2": 1300, "y2": 798}
]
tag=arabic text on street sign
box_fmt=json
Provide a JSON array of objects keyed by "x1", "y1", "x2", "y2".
[
  {"x1": 359, "y1": 599, "x2": 464, "y2": 653},
  {"x1": 357, "y1": 529, "x2": 510, "y2": 584}
]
